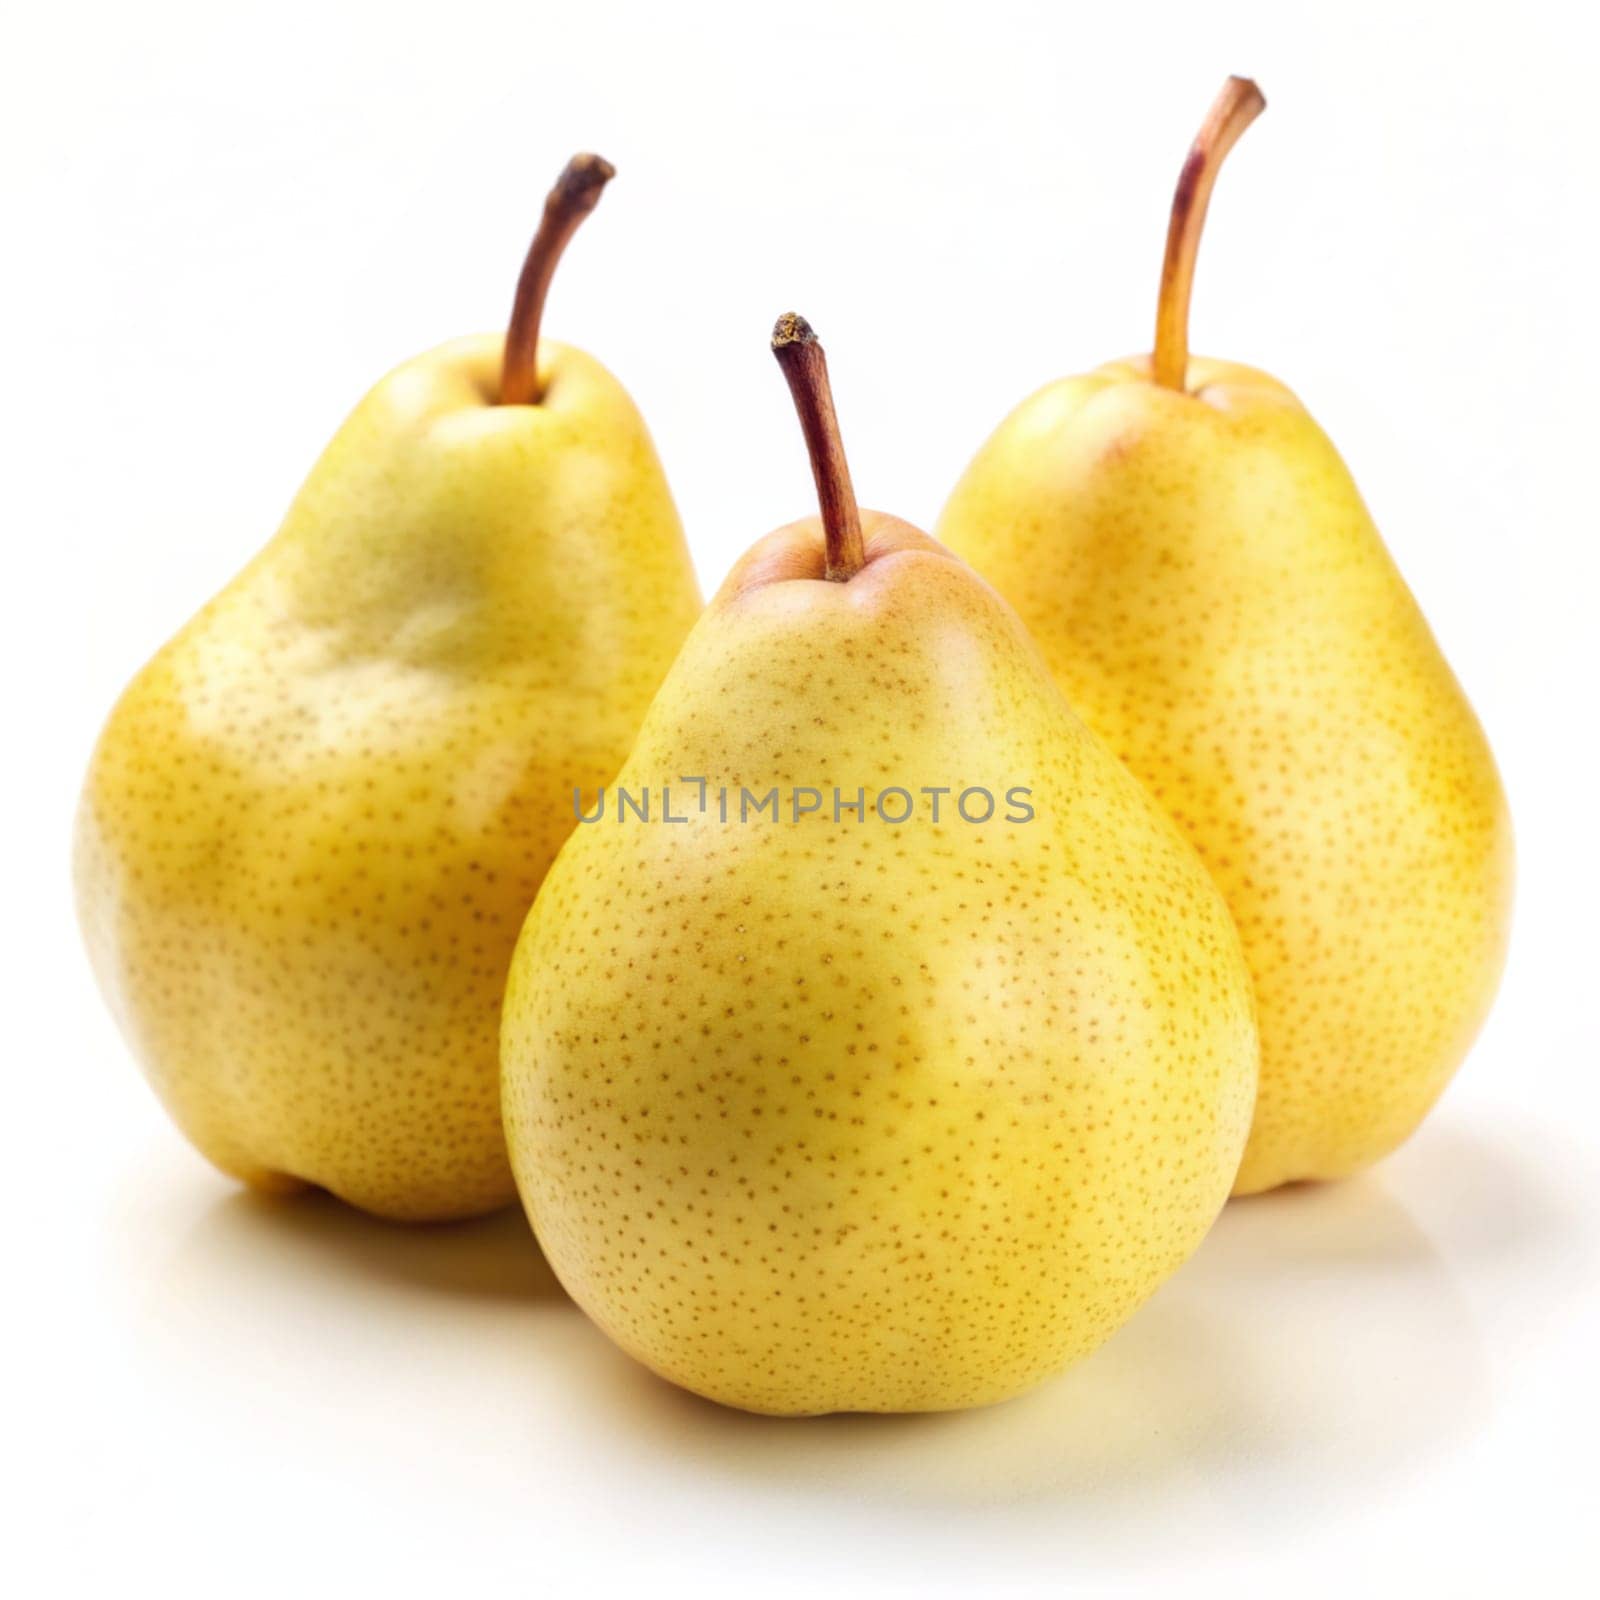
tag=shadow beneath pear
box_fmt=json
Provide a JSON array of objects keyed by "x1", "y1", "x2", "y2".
[
  {"x1": 135, "y1": 1171, "x2": 603, "y2": 1475},
  {"x1": 139, "y1": 1110, "x2": 1588, "y2": 1570},
  {"x1": 1375, "y1": 1113, "x2": 1598, "y2": 1281},
  {"x1": 176, "y1": 1185, "x2": 569, "y2": 1305}
]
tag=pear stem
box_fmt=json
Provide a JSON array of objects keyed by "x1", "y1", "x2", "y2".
[
  {"x1": 500, "y1": 153, "x2": 616, "y2": 406},
  {"x1": 771, "y1": 313, "x2": 865, "y2": 582},
  {"x1": 1152, "y1": 77, "x2": 1266, "y2": 391}
]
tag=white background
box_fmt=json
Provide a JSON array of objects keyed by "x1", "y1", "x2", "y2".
[{"x1": 5, "y1": 0, "x2": 1597, "y2": 1593}]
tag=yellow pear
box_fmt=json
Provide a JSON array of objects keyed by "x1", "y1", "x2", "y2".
[
  {"x1": 76, "y1": 155, "x2": 701, "y2": 1221},
  {"x1": 501, "y1": 315, "x2": 1257, "y2": 1414},
  {"x1": 937, "y1": 80, "x2": 1513, "y2": 1194}
]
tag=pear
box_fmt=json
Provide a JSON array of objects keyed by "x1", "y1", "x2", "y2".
[
  {"x1": 937, "y1": 79, "x2": 1513, "y2": 1194},
  {"x1": 75, "y1": 155, "x2": 701, "y2": 1221},
  {"x1": 500, "y1": 314, "x2": 1257, "y2": 1415}
]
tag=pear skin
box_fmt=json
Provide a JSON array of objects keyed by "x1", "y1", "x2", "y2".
[
  {"x1": 75, "y1": 160, "x2": 701, "y2": 1221},
  {"x1": 937, "y1": 82, "x2": 1513, "y2": 1194},
  {"x1": 500, "y1": 320, "x2": 1257, "y2": 1413}
]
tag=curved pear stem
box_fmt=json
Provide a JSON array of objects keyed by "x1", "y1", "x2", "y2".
[
  {"x1": 771, "y1": 313, "x2": 865, "y2": 582},
  {"x1": 1152, "y1": 77, "x2": 1265, "y2": 391},
  {"x1": 500, "y1": 153, "x2": 616, "y2": 405}
]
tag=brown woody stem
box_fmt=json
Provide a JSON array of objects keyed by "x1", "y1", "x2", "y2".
[
  {"x1": 771, "y1": 313, "x2": 865, "y2": 582},
  {"x1": 500, "y1": 153, "x2": 615, "y2": 405},
  {"x1": 1152, "y1": 77, "x2": 1266, "y2": 391}
]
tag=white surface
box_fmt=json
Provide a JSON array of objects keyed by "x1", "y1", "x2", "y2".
[{"x1": 5, "y1": 0, "x2": 1597, "y2": 1593}]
